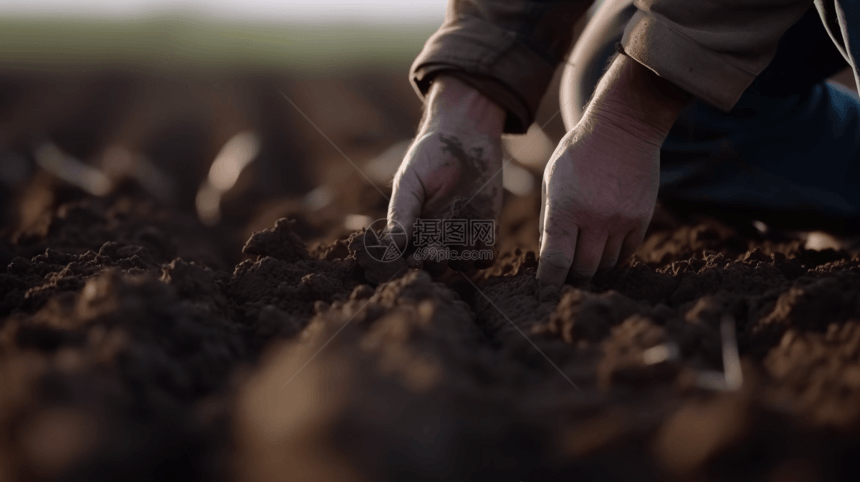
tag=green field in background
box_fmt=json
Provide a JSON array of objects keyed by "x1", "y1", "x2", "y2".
[{"x1": 0, "y1": 17, "x2": 438, "y2": 72}]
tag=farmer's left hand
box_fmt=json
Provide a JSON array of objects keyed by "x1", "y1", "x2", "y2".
[{"x1": 537, "y1": 54, "x2": 691, "y2": 288}]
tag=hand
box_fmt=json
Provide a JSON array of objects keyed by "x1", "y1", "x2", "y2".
[
  {"x1": 537, "y1": 54, "x2": 690, "y2": 288},
  {"x1": 537, "y1": 114, "x2": 660, "y2": 287},
  {"x1": 387, "y1": 75, "x2": 506, "y2": 273}
]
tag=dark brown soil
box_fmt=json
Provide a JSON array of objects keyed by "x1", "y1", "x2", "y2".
[
  {"x1": 0, "y1": 67, "x2": 860, "y2": 482},
  {"x1": 3, "y1": 164, "x2": 860, "y2": 481}
]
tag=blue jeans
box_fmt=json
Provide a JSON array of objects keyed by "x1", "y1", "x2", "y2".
[{"x1": 562, "y1": 2, "x2": 860, "y2": 232}]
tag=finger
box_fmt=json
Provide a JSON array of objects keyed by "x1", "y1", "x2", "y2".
[
  {"x1": 537, "y1": 207, "x2": 578, "y2": 289},
  {"x1": 569, "y1": 230, "x2": 608, "y2": 284},
  {"x1": 619, "y1": 223, "x2": 648, "y2": 263},
  {"x1": 538, "y1": 177, "x2": 547, "y2": 249},
  {"x1": 597, "y1": 233, "x2": 624, "y2": 274},
  {"x1": 387, "y1": 168, "x2": 425, "y2": 250}
]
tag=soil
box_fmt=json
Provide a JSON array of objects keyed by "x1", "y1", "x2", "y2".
[{"x1": 3, "y1": 161, "x2": 860, "y2": 481}]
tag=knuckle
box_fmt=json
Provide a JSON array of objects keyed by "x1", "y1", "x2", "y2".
[
  {"x1": 543, "y1": 203, "x2": 580, "y2": 227},
  {"x1": 539, "y1": 252, "x2": 572, "y2": 271},
  {"x1": 599, "y1": 257, "x2": 619, "y2": 271}
]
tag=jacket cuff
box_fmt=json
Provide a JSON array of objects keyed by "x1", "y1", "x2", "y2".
[
  {"x1": 621, "y1": 10, "x2": 757, "y2": 112},
  {"x1": 410, "y1": 15, "x2": 558, "y2": 134}
]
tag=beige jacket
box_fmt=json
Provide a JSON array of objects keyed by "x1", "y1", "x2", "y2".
[
  {"x1": 410, "y1": 0, "x2": 590, "y2": 134},
  {"x1": 411, "y1": 0, "x2": 857, "y2": 133},
  {"x1": 621, "y1": 0, "x2": 858, "y2": 111}
]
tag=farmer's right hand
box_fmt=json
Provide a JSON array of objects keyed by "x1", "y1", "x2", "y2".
[{"x1": 386, "y1": 75, "x2": 506, "y2": 272}]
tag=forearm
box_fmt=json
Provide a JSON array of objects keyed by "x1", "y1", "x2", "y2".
[
  {"x1": 584, "y1": 54, "x2": 691, "y2": 146},
  {"x1": 420, "y1": 75, "x2": 506, "y2": 138}
]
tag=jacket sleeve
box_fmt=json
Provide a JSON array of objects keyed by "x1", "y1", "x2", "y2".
[
  {"x1": 621, "y1": 0, "x2": 813, "y2": 112},
  {"x1": 410, "y1": 0, "x2": 591, "y2": 134}
]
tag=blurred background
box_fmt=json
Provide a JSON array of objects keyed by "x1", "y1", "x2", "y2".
[{"x1": 0, "y1": 0, "x2": 570, "y2": 259}]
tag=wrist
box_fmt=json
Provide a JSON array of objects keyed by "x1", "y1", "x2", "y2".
[
  {"x1": 421, "y1": 74, "x2": 506, "y2": 138},
  {"x1": 584, "y1": 54, "x2": 690, "y2": 145}
]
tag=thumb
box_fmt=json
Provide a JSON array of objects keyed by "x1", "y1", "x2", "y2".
[
  {"x1": 387, "y1": 167, "x2": 424, "y2": 250},
  {"x1": 537, "y1": 188, "x2": 577, "y2": 289}
]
